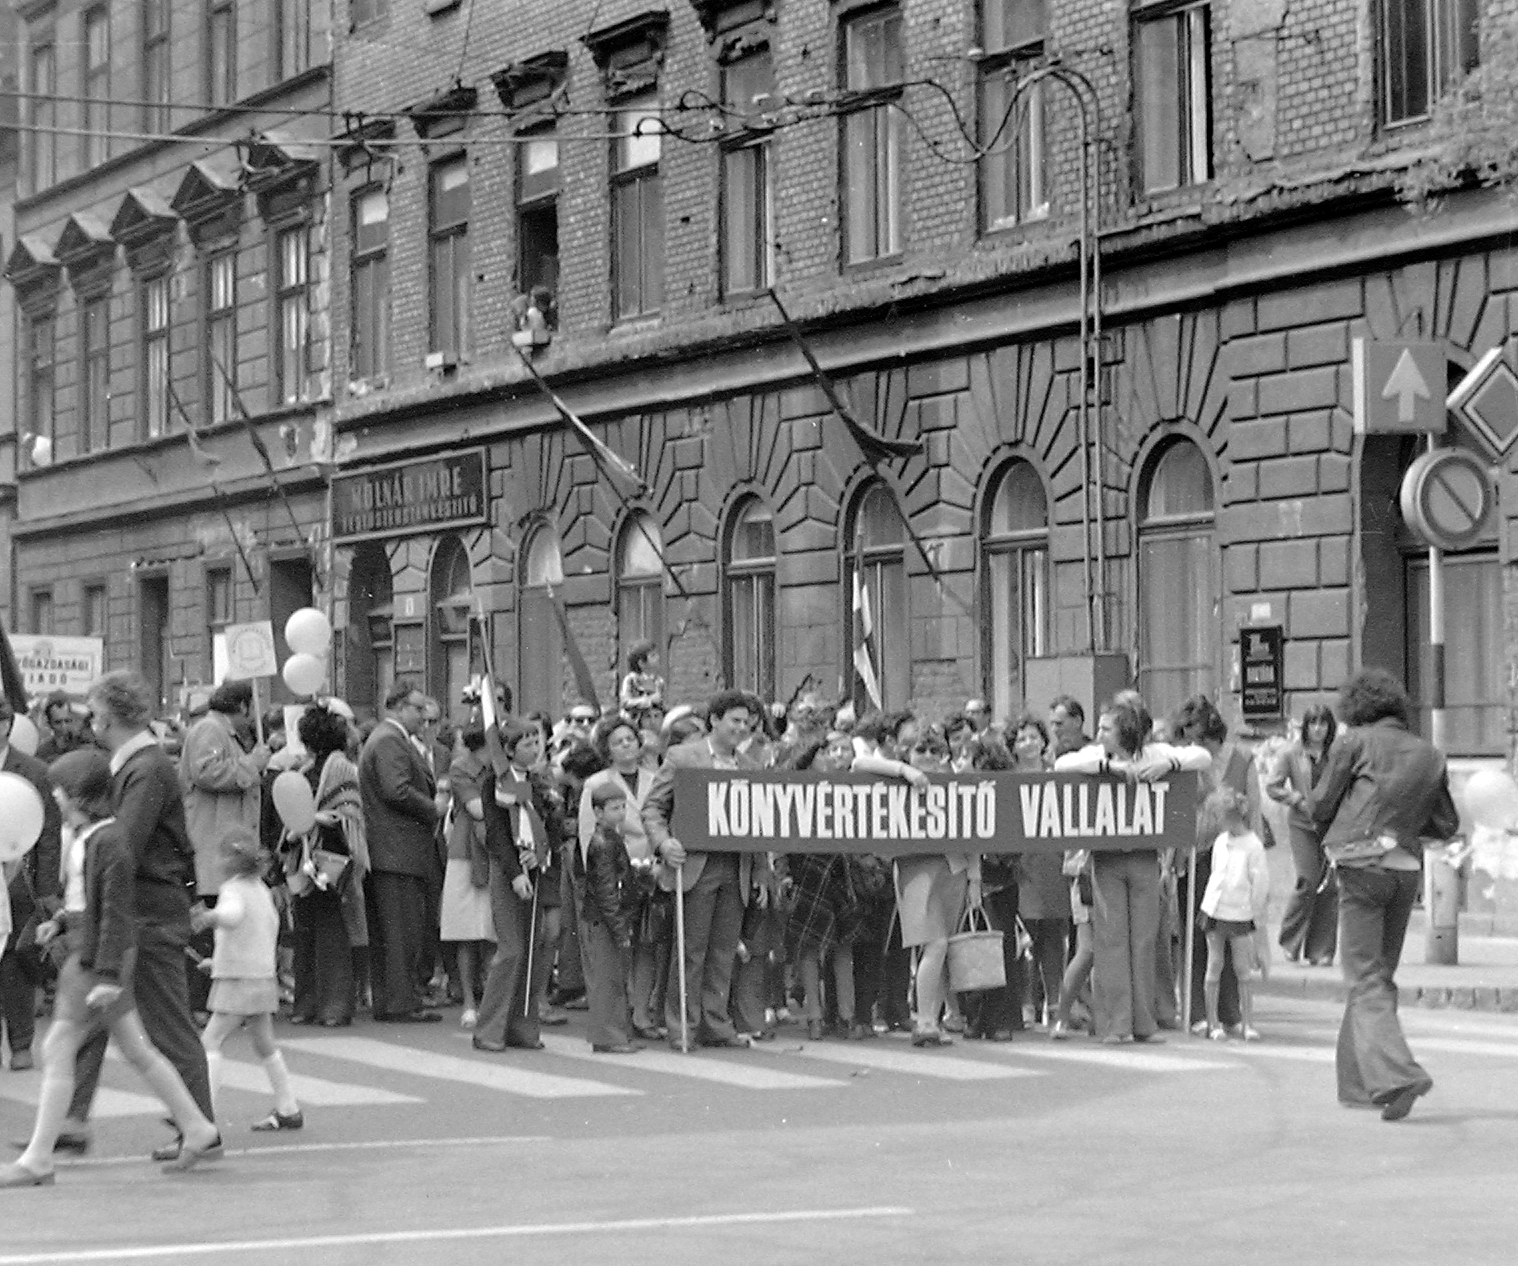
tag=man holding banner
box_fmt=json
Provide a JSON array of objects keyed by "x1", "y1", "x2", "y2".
[{"x1": 643, "y1": 691, "x2": 765, "y2": 1051}]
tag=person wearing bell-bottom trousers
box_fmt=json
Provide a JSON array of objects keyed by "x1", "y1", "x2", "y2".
[
  {"x1": 1307, "y1": 670, "x2": 1458, "y2": 1121},
  {"x1": 1091, "y1": 850, "x2": 1161, "y2": 1042},
  {"x1": 473, "y1": 866, "x2": 546, "y2": 1050}
]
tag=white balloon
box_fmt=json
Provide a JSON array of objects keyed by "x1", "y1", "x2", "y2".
[
  {"x1": 0, "y1": 771, "x2": 44, "y2": 864},
  {"x1": 282, "y1": 653, "x2": 327, "y2": 698},
  {"x1": 285, "y1": 607, "x2": 333, "y2": 657},
  {"x1": 1459, "y1": 768, "x2": 1518, "y2": 832},
  {"x1": 10, "y1": 714, "x2": 39, "y2": 757}
]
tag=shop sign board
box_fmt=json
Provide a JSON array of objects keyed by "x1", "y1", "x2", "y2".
[
  {"x1": 332, "y1": 449, "x2": 488, "y2": 542},
  {"x1": 1240, "y1": 625, "x2": 1284, "y2": 721},
  {"x1": 11, "y1": 635, "x2": 103, "y2": 696}
]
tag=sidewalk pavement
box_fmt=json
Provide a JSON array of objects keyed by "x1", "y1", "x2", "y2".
[{"x1": 1253, "y1": 844, "x2": 1518, "y2": 1012}]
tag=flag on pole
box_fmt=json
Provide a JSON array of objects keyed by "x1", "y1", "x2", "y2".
[{"x1": 852, "y1": 569, "x2": 883, "y2": 713}]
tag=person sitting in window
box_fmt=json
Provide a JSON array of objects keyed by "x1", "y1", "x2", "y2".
[{"x1": 620, "y1": 641, "x2": 665, "y2": 721}]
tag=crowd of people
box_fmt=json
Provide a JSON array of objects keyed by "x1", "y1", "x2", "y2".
[{"x1": 0, "y1": 657, "x2": 1458, "y2": 1187}]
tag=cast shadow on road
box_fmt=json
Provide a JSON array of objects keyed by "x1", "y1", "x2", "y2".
[{"x1": 1393, "y1": 1109, "x2": 1518, "y2": 1126}]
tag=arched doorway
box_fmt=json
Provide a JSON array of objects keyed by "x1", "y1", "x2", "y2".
[
  {"x1": 346, "y1": 541, "x2": 393, "y2": 722},
  {"x1": 518, "y1": 525, "x2": 565, "y2": 717},
  {"x1": 429, "y1": 535, "x2": 477, "y2": 724}
]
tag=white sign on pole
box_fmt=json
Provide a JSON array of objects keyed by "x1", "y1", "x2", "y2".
[
  {"x1": 10, "y1": 635, "x2": 104, "y2": 696},
  {"x1": 221, "y1": 621, "x2": 279, "y2": 681}
]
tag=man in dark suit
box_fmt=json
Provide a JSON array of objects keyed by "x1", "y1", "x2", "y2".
[
  {"x1": 58, "y1": 671, "x2": 217, "y2": 1161},
  {"x1": 359, "y1": 680, "x2": 442, "y2": 1023},
  {"x1": 0, "y1": 695, "x2": 62, "y2": 1071},
  {"x1": 643, "y1": 691, "x2": 764, "y2": 1049},
  {"x1": 472, "y1": 720, "x2": 561, "y2": 1052}
]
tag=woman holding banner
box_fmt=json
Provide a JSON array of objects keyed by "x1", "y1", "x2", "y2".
[
  {"x1": 1054, "y1": 697, "x2": 1211, "y2": 1044},
  {"x1": 865, "y1": 725, "x2": 977, "y2": 1048}
]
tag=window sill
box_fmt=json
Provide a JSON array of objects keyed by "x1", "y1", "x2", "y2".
[
  {"x1": 610, "y1": 313, "x2": 662, "y2": 334},
  {"x1": 841, "y1": 252, "x2": 905, "y2": 277}
]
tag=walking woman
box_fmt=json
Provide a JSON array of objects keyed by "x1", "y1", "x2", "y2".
[
  {"x1": 1309, "y1": 669, "x2": 1457, "y2": 1121},
  {"x1": 1268, "y1": 704, "x2": 1338, "y2": 965},
  {"x1": 578, "y1": 717, "x2": 665, "y2": 1040},
  {"x1": 286, "y1": 705, "x2": 365, "y2": 1027},
  {"x1": 2, "y1": 751, "x2": 220, "y2": 1186},
  {"x1": 1055, "y1": 696, "x2": 1211, "y2": 1044}
]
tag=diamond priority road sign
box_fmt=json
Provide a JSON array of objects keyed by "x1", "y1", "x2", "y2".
[
  {"x1": 1352, "y1": 339, "x2": 1447, "y2": 435},
  {"x1": 1447, "y1": 347, "x2": 1518, "y2": 458}
]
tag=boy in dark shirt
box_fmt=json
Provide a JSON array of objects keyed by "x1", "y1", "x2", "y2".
[{"x1": 580, "y1": 782, "x2": 641, "y2": 1054}]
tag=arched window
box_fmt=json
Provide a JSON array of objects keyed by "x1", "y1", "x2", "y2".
[
  {"x1": 617, "y1": 511, "x2": 665, "y2": 679},
  {"x1": 1136, "y1": 438, "x2": 1218, "y2": 719},
  {"x1": 723, "y1": 497, "x2": 776, "y2": 699},
  {"x1": 347, "y1": 541, "x2": 393, "y2": 721},
  {"x1": 518, "y1": 525, "x2": 565, "y2": 718},
  {"x1": 847, "y1": 483, "x2": 909, "y2": 710},
  {"x1": 429, "y1": 535, "x2": 476, "y2": 724},
  {"x1": 982, "y1": 460, "x2": 1049, "y2": 719}
]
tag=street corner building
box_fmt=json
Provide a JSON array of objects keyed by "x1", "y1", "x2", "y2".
[{"x1": 5, "y1": 7, "x2": 1518, "y2": 837}]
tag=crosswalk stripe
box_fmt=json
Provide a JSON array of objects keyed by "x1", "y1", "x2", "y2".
[
  {"x1": 536, "y1": 1035, "x2": 846, "y2": 1090},
  {"x1": 0, "y1": 1081, "x2": 163, "y2": 1119},
  {"x1": 977, "y1": 1042, "x2": 1230, "y2": 1073},
  {"x1": 750, "y1": 1039, "x2": 1039, "y2": 1081},
  {"x1": 283, "y1": 1036, "x2": 639, "y2": 1100},
  {"x1": 218, "y1": 1057, "x2": 422, "y2": 1107}
]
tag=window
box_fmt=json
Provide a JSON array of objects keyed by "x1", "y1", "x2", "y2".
[
  {"x1": 83, "y1": 583, "x2": 108, "y2": 637},
  {"x1": 24, "y1": 313, "x2": 56, "y2": 461},
  {"x1": 275, "y1": 224, "x2": 313, "y2": 405},
  {"x1": 724, "y1": 499, "x2": 776, "y2": 699},
  {"x1": 351, "y1": 0, "x2": 389, "y2": 27},
  {"x1": 848, "y1": 484, "x2": 909, "y2": 709},
  {"x1": 720, "y1": 51, "x2": 776, "y2": 296},
  {"x1": 30, "y1": 589, "x2": 54, "y2": 636},
  {"x1": 429, "y1": 157, "x2": 472, "y2": 358},
  {"x1": 612, "y1": 95, "x2": 664, "y2": 320},
  {"x1": 1136, "y1": 438, "x2": 1218, "y2": 719},
  {"x1": 204, "y1": 252, "x2": 237, "y2": 424},
  {"x1": 429, "y1": 536, "x2": 477, "y2": 724},
  {"x1": 517, "y1": 129, "x2": 560, "y2": 308},
  {"x1": 840, "y1": 7, "x2": 906, "y2": 265},
  {"x1": 25, "y1": 32, "x2": 56, "y2": 194},
  {"x1": 206, "y1": 566, "x2": 232, "y2": 667},
  {"x1": 1407, "y1": 553, "x2": 1501, "y2": 754},
  {"x1": 207, "y1": 0, "x2": 236, "y2": 107},
  {"x1": 617, "y1": 512, "x2": 665, "y2": 673},
  {"x1": 80, "y1": 296, "x2": 111, "y2": 454},
  {"x1": 274, "y1": 0, "x2": 312, "y2": 81},
  {"x1": 518, "y1": 527, "x2": 565, "y2": 718},
  {"x1": 139, "y1": 574, "x2": 170, "y2": 711},
  {"x1": 143, "y1": 0, "x2": 171, "y2": 131},
  {"x1": 84, "y1": 7, "x2": 111, "y2": 168},
  {"x1": 351, "y1": 189, "x2": 390, "y2": 381},
  {"x1": 982, "y1": 461, "x2": 1049, "y2": 718},
  {"x1": 978, "y1": 0, "x2": 1048, "y2": 231},
  {"x1": 1380, "y1": 0, "x2": 1479, "y2": 124},
  {"x1": 141, "y1": 274, "x2": 171, "y2": 437},
  {"x1": 1136, "y1": 3, "x2": 1212, "y2": 194}
]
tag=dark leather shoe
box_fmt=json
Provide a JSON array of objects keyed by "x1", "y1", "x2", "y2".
[
  {"x1": 471, "y1": 1038, "x2": 507, "y2": 1053},
  {"x1": 1379, "y1": 1079, "x2": 1433, "y2": 1121},
  {"x1": 152, "y1": 1133, "x2": 225, "y2": 1164},
  {"x1": 8, "y1": 1050, "x2": 34, "y2": 1072},
  {"x1": 987, "y1": 1029, "x2": 1015, "y2": 1042},
  {"x1": 701, "y1": 1035, "x2": 752, "y2": 1049},
  {"x1": 592, "y1": 1043, "x2": 643, "y2": 1054},
  {"x1": 382, "y1": 1010, "x2": 442, "y2": 1024},
  {"x1": 507, "y1": 1039, "x2": 545, "y2": 1051}
]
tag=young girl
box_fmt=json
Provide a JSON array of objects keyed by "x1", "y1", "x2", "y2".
[
  {"x1": 1, "y1": 750, "x2": 220, "y2": 1186},
  {"x1": 193, "y1": 828, "x2": 303, "y2": 1131},
  {"x1": 1199, "y1": 787, "x2": 1269, "y2": 1042},
  {"x1": 442, "y1": 726, "x2": 495, "y2": 1029},
  {"x1": 619, "y1": 641, "x2": 664, "y2": 719}
]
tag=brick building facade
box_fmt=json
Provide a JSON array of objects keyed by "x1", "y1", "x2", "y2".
[
  {"x1": 5, "y1": 0, "x2": 333, "y2": 708},
  {"x1": 6, "y1": 0, "x2": 1516, "y2": 795}
]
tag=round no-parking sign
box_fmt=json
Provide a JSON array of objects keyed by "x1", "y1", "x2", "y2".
[{"x1": 1399, "y1": 449, "x2": 1495, "y2": 552}]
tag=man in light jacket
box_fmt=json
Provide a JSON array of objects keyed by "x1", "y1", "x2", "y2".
[{"x1": 180, "y1": 681, "x2": 268, "y2": 901}]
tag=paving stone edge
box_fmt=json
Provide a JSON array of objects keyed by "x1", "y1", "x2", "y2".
[{"x1": 1257, "y1": 977, "x2": 1518, "y2": 1012}]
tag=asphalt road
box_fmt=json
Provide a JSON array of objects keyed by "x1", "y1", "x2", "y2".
[{"x1": 2, "y1": 997, "x2": 1516, "y2": 1265}]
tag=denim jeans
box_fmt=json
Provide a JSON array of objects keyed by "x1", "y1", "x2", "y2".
[{"x1": 1336, "y1": 866, "x2": 1428, "y2": 1105}]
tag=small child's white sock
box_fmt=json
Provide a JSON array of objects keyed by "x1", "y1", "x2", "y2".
[{"x1": 262, "y1": 1052, "x2": 299, "y2": 1116}]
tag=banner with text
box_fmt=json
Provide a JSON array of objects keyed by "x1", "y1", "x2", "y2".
[
  {"x1": 10, "y1": 635, "x2": 104, "y2": 698},
  {"x1": 670, "y1": 768, "x2": 1200, "y2": 856}
]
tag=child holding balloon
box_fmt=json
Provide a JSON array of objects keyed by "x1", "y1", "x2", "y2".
[{"x1": 192, "y1": 827, "x2": 303, "y2": 1131}]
